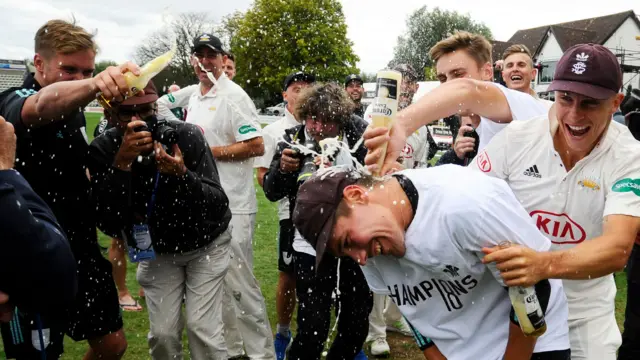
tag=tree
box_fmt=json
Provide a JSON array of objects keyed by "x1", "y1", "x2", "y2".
[
  {"x1": 389, "y1": 6, "x2": 493, "y2": 81},
  {"x1": 134, "y1": 12, "x2": 217, "y2": 88},
  {"x1": 94, "y1": 60, "x2": 117, "y2": 75},
  {"x1": 230, "y1": 0, "x2": 360, "y2": 105},
  {"x1": 359, "y1": 72, "x2": 377, "y2": 83}
]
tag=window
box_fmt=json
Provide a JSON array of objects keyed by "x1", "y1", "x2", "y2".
[{"x1": 538, "y1": 61, "x2": 557, "y2": 83}]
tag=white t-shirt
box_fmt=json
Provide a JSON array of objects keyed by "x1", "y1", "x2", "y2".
[
  {"x1": 468, "y1": 107, "x2": 640, "y2": 320},
  {"x1": 254, "y1": 107, "x2": 300, "y2": 220},
  {"x1": 361, "y1": 166, "x2": 570, "y2": 360},
  {"x1": 157, "y1": 75, "x2": 263, "y2": 214},
  {"x1": 476, "y1": 83, "x2": 548, "y2": 152},
  {"x1": 363, "y1": 103, "x2": 429, "y2": 168}
]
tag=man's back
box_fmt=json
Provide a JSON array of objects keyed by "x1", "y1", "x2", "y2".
[{"x1": 361, "y1": 165, "x2": 569, "y2": 359}]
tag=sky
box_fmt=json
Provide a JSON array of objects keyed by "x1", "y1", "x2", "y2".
[{"x1": 1, "y1": 0, "x2": 639, "y2": 73}]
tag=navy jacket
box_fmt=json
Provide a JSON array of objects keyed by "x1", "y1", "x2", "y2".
[{"x1": 0, "y1": 169, "x2": 77, "y2": 313}]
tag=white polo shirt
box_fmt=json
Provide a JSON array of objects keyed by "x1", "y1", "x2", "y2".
[
  {"x1": 475, "y1": 83, "x2": 549, "y2": 151},
  {"x1": 363, "y1": 103, "x2": 429, "y2": 168},
  {"x1": 254, "y1": 107, "x2": 300, "y2": 220},
  {"x1": 361, "y1": 166, "x2": 569, "y2": 360},
  {"x1": 159, "y1": 74, "x2": 263, "y2": 214},
  {"x1": 468, "y1": 107, "x2": 640, "y2": 320}
]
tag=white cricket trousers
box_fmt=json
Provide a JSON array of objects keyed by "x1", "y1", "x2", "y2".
[
  {"x1": 568, "y1": 311, "x2": 621, "y2": 360},
  {"x1": 137, "y1": 230, "x2": 232, "y2": 360},
  {"x1": 222, "y1": 214, "x2": 276, "y2": 359},
  {"x1": 368, "y1": 293, "x2": 404, "y2": 340}
]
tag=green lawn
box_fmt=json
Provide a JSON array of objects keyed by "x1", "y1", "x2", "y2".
[{"x1": 1, "y1": 113, "x2": 630, "y2": 359}]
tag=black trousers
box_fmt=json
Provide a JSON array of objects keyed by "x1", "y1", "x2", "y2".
[
  {"x1": 531, "y1": 349, "x2": 571, "y2": 359},
  {"x1": 288, "y1": 252, "x2": 373, "y2": 360},
  {"x1": 619, "y1": 243, "x2": 640, "y2": 360}
]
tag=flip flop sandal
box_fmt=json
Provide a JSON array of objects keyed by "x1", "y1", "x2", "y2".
[{"x1": 119, "y1": 300, "x2": 143, "y2": 312}]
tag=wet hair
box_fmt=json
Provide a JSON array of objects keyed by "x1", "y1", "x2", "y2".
[
  {"x1": 295, "y1": 82, "x2": 355, "y2": 126},
  {"x1": 35, "y1": 19, "x2": 97, "y2": 58},
  {"x1": 429, "y1": 31, "x2": 492, "y2": 68},
  {"x1": 502, "y1": 44, "x2": 533, "y2": 67},
  {"x1": 335, "y1": 173, "x2": 385, "y2": 219}
]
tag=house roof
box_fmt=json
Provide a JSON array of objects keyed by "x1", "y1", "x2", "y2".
[
  {"x1": 507, "y1": 10, "x2": 640, "y2": 57},
  {"x1": 490, "y1": 40, "x2": 515, "y2": 62}
]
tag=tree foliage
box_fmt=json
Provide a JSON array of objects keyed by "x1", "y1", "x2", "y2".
[
  {"x1": 94, "y1": 60, "x2": 117, "y2": 75},
  {"x1": 134, "y1": 12, "x2": 217, "y2": 88},
  {"x1": 230, "y1": 0, "x2": 360, "y2": 105},
  {"x1": 389, "y1": 6, "x2": 493, "y2": 80}
]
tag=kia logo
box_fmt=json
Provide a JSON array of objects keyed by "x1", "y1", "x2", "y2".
[
  {"x1": 476, "y1": 151, "x2": 492, "y2": 173},
  {"x1": 529, "y1": 210, "x2": 586, "y2": 244}
]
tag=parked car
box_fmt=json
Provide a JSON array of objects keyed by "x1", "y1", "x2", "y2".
[{"x1": 265, "y1": 102, "x2": 286, "y2": 116}]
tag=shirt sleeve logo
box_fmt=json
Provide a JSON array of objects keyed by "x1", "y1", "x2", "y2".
[
  {"x1": 238, "y1": 125, "x2": 257, "y2": 135},
  {"x1": 612, "y1": 178, "x2": 640, "y2": 197},
  {"x1": 14, "y1": 88, "x2": 37, "y2": 98},
  {"x1": 476, "y1": 150, "x2": 492, "y2": 173},
  {"x1": 167, "y1": 94, "x2": 176, "y2": 103}
]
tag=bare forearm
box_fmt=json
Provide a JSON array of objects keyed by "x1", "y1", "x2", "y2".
[
  {"x1": 423, "y1": 345, "x2": 446, "y2": 360},
  {"x1": 546, "y1": 234, "x2": 632, "y2": 280},
  {"x1": 211, "y1": 140, "x2": 264, "y2": 161},
  {"x1": 398, "y1": 78, "x2": 511, "y2": 136},
  {"x1": 503, "y1": 322, "x2": 536, "y2": 360},
  {"x1": 23, "y1": 79, "x2": 97, "y2": 126},
  {"x1": 256, "y1": 167, "x2": 268, "y2": 188}
]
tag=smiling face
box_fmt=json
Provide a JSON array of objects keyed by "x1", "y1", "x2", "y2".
[
  {"x1": 554, "y1": 91, "x2": 624, "y2": 155},
  {"x1": 327, "y1": 183, "x2": 410, "y2": 265},
  {"x1": 502, "y1": 53, "x2": 536, "y2": 93},
  {"x1": 346, "y1": 80, "x2": 364, "y2": 101},
  {"x1": 192, "y1": 46, "x2": 226, "y2": 85}
]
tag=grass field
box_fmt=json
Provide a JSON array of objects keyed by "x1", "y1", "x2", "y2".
[{"x1": 2, "y1": 112, "x2": 630, "y2": 359}]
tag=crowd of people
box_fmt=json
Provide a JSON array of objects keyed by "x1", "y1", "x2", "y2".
[{"x1": 0, "y1": 16, "x2": 639, "y2": 360}]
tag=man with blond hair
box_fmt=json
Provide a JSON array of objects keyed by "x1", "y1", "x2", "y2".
[{"x1": 0, "y1": 19, "x2": 138, "y2": 359}]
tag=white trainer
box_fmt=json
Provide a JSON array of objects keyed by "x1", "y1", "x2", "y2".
[
  {"x1": 386, "y1": 318, "x2": 413, "y2": 337},
  {"x1": 370, "y1": 337, "x2": 390, "y2": 357}
]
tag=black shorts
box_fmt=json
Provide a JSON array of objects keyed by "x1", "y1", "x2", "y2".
[
  {"x1": 277, "y1": 219, "x2": 295, "y2": 274},
  {"x1": 1, "y1": 311, "x2": 66, "y2": 359},
  {"x1": 531, "y1": 349, "x2": 571, "y2": 360},
  {"x1": 66, "y1": 246, "x2": 123, "y2": 341}
]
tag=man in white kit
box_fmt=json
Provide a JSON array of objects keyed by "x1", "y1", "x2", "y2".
[
  {"x1": 292, "y1": 164, "x2": 571, "y2": 360},
  {"x1": 363, "y1": 43, "x2": 640, "y2": 359},
  {"x1": 472, "y1": 44, "x2": 640, "y2": 359},
  {"x1": 157, "y1": 33, "x2": 275, "y2": 360}
]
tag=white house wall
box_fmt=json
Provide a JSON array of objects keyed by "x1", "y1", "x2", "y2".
[
  {"x1": 604, "y1": 17, "x2": 640, "y2": 88},
  {"x1": 536, "y1": 32, "x2": 564, "y2": 62}
]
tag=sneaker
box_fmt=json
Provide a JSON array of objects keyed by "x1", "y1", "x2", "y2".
[
  {"x1": 274, "y1": 331, "x2": 292, "y2": 360},
  {"x1": 370, "y1": 338, "x2": 390, "y2": 357},
  {"x1": 386, "y1": 318, "x2": 412, "y2": 337},
  {"x1": 354, "y1": 349, "x2": 369, "y2": 360}
]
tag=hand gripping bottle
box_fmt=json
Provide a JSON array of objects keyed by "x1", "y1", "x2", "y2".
[
  {"x1": 97, "y1": 45, "x2": 176, "y2": 109},
  {"x1": 369, "y1": 69, "x2": 402, "y2": 176},
  {"x1": 500, "y1": 241, "x2": 548, "y2": 337}
]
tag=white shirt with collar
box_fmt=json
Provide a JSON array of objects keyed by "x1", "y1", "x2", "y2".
[
  {"x1": 159, "y1": 74, "x2": 263, "y2": 214},
  {"x1": 254, "y1": 107, "x2": 300, "y2": 220},
  {"x1": 468, "y1": 106, "x2": 640, "y2": 320}
]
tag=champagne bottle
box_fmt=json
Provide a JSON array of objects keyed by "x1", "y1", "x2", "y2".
[
  {"x1": 500, "y1": 242, "x2": 548, "y2": 337},
  {"x1": 370, "y1": 69, "x2": 402, "y2": 176},
  {"x1": 97, "y1": 45, "x2": 176, "y2": 109}
]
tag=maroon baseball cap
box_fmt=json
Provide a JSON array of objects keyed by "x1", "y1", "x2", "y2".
[
  {"x1": 292, "y1": 166, "x2": 362, "y2": 270},
  {"x1": 120, "y1": 80, "x2": 159, "y2": 106},
  {"x1": 547, "y1": 43, "x2": 622, "y2": 100}
]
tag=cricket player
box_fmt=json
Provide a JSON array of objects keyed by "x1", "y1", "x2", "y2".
[
  {"x1": 364, "y1": 43, "x2": 640, "y2": 360},
  {"x1": 291, "y1": 164, "x2": 571, "y2": 360}
]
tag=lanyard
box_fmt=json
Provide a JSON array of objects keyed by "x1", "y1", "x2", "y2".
[{"x1": 146, "y1": 171, "x2": 161, "y2": 221}]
